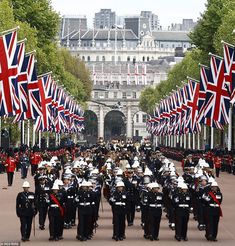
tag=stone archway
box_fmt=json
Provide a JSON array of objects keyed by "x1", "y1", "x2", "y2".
[
  {"x1": 83, "y1": 110, "x2": 98, "y2": 145},
  {"x1": 104, "y1": 110, "x2": 126, "y2": 141}
]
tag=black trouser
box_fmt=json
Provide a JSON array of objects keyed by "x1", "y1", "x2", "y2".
[
  {"x1": 149, "y1": 209, "x2": 162, "y2": 239},
  {"x1": 113, "y1": 209, "x2": 126, "y2": 238},
  {"x1": 31, "y1": 165, "x2": 38, "y2": 176},
  {"x1": 20, "y1": 216, "x2": 33, "y2": 239},
  {"x1": 38, "y1": 206, "x2": 48, "y2": 227},
  {"x1": 232, "y1": 165, "x2": 235, "y2": 175},
  {"x1": 141, "y1": 207, "x2": 150, "y2": 236},
  {"x1": 7, "y1": 172, "x2": 14, "y2": 186},
  {"x1": 0, "y1": 163, "x2": 5, "y2": 173},
  {"x1": 126, "y1": 200, "x2": 135, "y2": 224},
  {"x1": 64, "y1": 199, "x2": 74, "y2": 225},
  {"x1": 48, "y1": 211, "x2": 63, "y2": 239},
  {"x1": 215, "y1": 168, "x2": 220, "y2": 178},
  {"x1": 168, "y1": 205, "x2": 175, "y2": 224},
  {"x1": 21, "y1": 165, "x2": 28, "y2": 179},
  {"x1": 205, "y1": 208, "x2": 220, "y2": 240},
  {"x1": 197, "y1": 204, "x2": 206, "y2": 225},
  {"x1": 77, "y1": 210, "x2": 92, "y2": 238},
  {"x1": 175, "y1": 208, "x2": 189, "y2": 239}
]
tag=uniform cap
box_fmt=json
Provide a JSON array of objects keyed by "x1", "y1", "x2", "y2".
[
  {"x1": 144, "y1": 168, "x2": 152, "y2": 176},
  {"x1": 80, "y1": 180, "x2": 89, "y2": 187},
  {"x1": 180, "y1": 183, "x2": 188, "y2": 189},
  {"x1": 116, "y1": 181, "x2": 125, "y2": 187},
  {"x1": 151, "y1": 182, "x2": 160, "y2": 188},
  {"x1": 22, "y1": 181, "x2": 30, "y2": 188},
  {"x1": 52, "y1": 183, "x2": 59, "y2": 190},
  {"x1": 116, "y1": 169, "x2": 123, "y2": 176},
  {"x1": 134, "y1": 156, "x2": 139, "y2": 161},
  {"x1": 132, "y1": 161, "x2": 140, "y2": 168},
  {"x1": 211, "y1": 181, "x2": 218, "y2": 187},
  {"x1": 54, "y1": 179, "x2": 64, "y2": 186}
]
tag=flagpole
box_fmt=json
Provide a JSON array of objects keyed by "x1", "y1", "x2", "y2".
[
  {"x1": 0, "y1": 26, "x2": 20, "y2": 36},
  {"x1": 188, "y1": 133, "x2": 191, "y2": 149},
  {"x1": 180, "y1": 135, "x2": 183, "y2": 148},
  {"x1": 38, "y1": 131, "x2": 41, "y2": 149},
  {"x1": 27, "y1": 120, "x2": 30, "y2": 147},
  {"x1": 228, "y1": 106, "x2": 232, "y2": 151},
  {"x1": 184, "y1": 134, "x2": 186, "y2": 149},
  {"x1": 203, "y1": 125, "x2": 207, "y2": 150},
  {"x1": 21, "y1": 121, "x2": 25, "y2": 145},
  {"x1": 46, "y1": 134, "x2": 49, "y2": 148},
  {"x1": 197, "y1": 132, "x2": 200, "y2": 150},
  {"x1": 192, "y1": 133, "x2": 195, "y2": 150},
  {"x1": 211, "y1": 127, "x2": 214, "y2": 149},
  {"x1": 58, "y1": 134, "x2": 61, "y2": 146},
  {"x1": 32, "y1": 124, "x2": 36, "y2": 147}
]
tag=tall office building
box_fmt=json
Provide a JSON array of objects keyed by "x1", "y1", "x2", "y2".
[
  {"x1": 140, "y1": 11, "x2": 159, "y2": 31},
  {"x1": 61, "y1": 15, "x2": 87, "y2": 38},
  {"x1": 94, "y1": 9, "x2": 116, "y2": 29}
]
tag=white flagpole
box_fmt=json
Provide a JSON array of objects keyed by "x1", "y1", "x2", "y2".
[
  {"x1": 38, "y1": 131, "x2": 41, "y2": 148},
  {"x1": 46, "y1": 134, "x2": 49, "y2": 148},
  {"x1": 211, "y1": 127, "x2": 214, "y2": 149},
  {"x1": 184, "y1": 134, "x2": 187, "y2": 149},
  {"x1": 197, "y1": 132, "x2": 200, "y2": 150},
  {"x1": 58, "y1": 134, "x2": 61, "y2": 146},
  {"x1": 192, "y1": 133, "x2": 195, "y2": 150},
  {"x1": 188, "y1": 133, "x2": 191, "y2": 149},
  {"x1": 21, "y1": 121, "x2": 25, "y2": 145},
  {"x1": 27, "y1": 120, "x2": 30, "y2": 147},
  {"x1": 180, "y1": 135, "x2": 183, "y2": 148},
  {"x1": 228, "y1": 106, "x2": 232, "y2": 151},
  {"x1": 32, "y1": 123, "x2": 36, "y2": 147},
  {"x1": 203, "y1": 125, "x2": 207, "y2": 149}
]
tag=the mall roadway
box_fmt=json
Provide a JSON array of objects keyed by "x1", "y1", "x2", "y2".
[{"x1": 0, "y1": 162, "x2": 235, "y2": 246}]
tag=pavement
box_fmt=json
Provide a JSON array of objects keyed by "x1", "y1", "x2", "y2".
[{"x1": 0, "y1": 161, "x2": 235, "y2": 245}]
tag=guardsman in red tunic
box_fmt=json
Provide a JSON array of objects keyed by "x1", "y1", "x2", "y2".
[
  {"x1": 30, "y1": 150, "x2": 42, "y2": 176},
  {"x1": 213, "y1": 153, "x2": 222, "y2": 178},
  {"x1": 4, "y1": 151, "x2": 16, "y2": 186}
]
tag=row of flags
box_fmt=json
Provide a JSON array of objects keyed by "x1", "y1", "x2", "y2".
[
  {"x1": 147, "y1": 41, "x2": 235, "y2": 136},
  {"x1": 0, "y1": 27, "x2": 84, "y2": 133}
]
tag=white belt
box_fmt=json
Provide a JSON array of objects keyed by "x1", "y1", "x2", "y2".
[
  {"x1": 115, "y1": 202, "x2": 125, "y2": 206},
  {"x1": 178, "y1": 204, "x2": 189, "y2": 208},
  {"x1": 50, "y1": 204, "x2": 59, "y2": 208},
  {"x1": 67, "y1": 196, "x2": 74, "y2": 199},
  {"x1": 79, "y1": 202, "x2": 90, "y2": 206},
  {"x1": 209, "y1": 204, "x2": 219, "y2": 207},
  {"x1": 149, "y1": 204, "x2": 162, "y2": 208}
]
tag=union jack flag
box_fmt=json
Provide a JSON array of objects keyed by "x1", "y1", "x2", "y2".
[
  {"x1": 35, "y1": 73, "x2": 52, "y2": 131},
  {"x1": 197, "y1": 65, "x2": 224, "y2": 129},
  {"x1": 223, "y1": 42, "x2": 235, "y2": 104},
  {"x1": 0, "y1": 30, "x2": 18, "y2": 116},
  {"x1": 185, "y1": 79, "x2": 201, "y2": 133},
  {"x1": 204, "y1": 55, "x2": 230, "y2": 125},
  {"x1": 26, "y1": 53, "x2": 41, "y2": 120}
]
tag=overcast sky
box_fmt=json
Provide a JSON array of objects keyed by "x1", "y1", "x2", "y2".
[{"x1": 51, "y1": 0, "x2": 207, "y2": 29}]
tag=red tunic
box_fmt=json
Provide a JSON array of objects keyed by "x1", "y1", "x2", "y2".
[{"x1": 5, "y1": 157, "x2": 16, "y2": 172}]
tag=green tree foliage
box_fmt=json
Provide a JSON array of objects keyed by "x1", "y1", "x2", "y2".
[{"x1": 140, "y1": 0, "x2": 235, "y2": 114}]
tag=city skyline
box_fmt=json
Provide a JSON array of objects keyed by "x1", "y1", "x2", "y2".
[{"x1": 51, "y1": 0, "x2": 207, "y2": 29}]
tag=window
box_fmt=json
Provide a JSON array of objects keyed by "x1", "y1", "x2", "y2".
[
  {"x1": 136, "y1": 114, "x2": 139, "y2": 123},
  {"x1": 113, "y1": 92, "x2": 118, "y2": 99},
  {"x1": 82, "y1": 56, "x2": 85, "y2": 61},
  {"x1": 122, "y1": 92, "x2": 127, "y2": 99},
  {"x1": 172, "y1": 44, "x2": 175, "y2": 48},
  {"x1": 147, "y1": 57, "x2": 150, "y2": 62},
  {"x1": 143, "y1": 114, "x2": 148, "y2": 123},
  {"x1": 96, "y1": 56, "x2": 99, "y2": 61},
  {"x1": 102, "y1": 56, "x2": 105, "y2": 62},
  {"x1": 133, "y1": 92, "x2": 136, "y2": 99},
  {"x1": 133, "y1": 57, "x2": 136, "y2": 64},
  {"x1": 118, "y1": 56, "x2": 121, "y2": 62},
  {"x1": 105, "y1": 91, "x2": 109, "y2": 98},
  {"x1": 87, "y1": 56, "x2": 91, "y2": 62},
  {"x1": 112, "y1": 56, "x2": 115, "y2": 62},
  {"x1": 127, "y1": 56, "x2": 130, "y2": 62},
  {"x1": 135, "y1": 130, "x2": 139, "y2": 136},
  {"x1": 94, "y1": 92, "x2": 98, "y2": 98},
  {"x1": 142, "y1": 56, "x2": 145, "y2": 62},
  {"x1": 161, "y1": 44, "x2": 163, "y2": 48}
]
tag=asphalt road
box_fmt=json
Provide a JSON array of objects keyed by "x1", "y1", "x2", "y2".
[{"x1": 0, "y1": 161, "x2": 235, "y2": 245}]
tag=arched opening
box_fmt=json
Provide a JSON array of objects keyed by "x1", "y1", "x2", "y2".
[
  {"x1": 83, "y1": 110, "x2": 98, "y2": 145},
  {"x1": 87, "y1": 56, "x2": 91, "y2": 62},
  {"x1": 127, "y1": 56, "x2": 130, "y2": 62},
  {"x1": 104, "y1": 110, "x2": 126, "y2": 141},
  {"x1": 142, "y1": 56, "x2": 145, "y2": 62}
]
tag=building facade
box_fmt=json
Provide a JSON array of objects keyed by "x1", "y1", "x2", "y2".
[{"x1": 94, "y1": 9, "x2": 116, "y2": 29}]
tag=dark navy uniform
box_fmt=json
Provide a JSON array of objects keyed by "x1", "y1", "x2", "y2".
[
  {"x1": 147, "y1": 189, "x2": 163, "y2": 240},
  {"x1": 203, "y1": 187, "x2": 223, "y2": 241},
  {"x1": 16, "y1": 191, "x2": 36, "y2": 241},
  {"x1": 109, "y1": 190, "x2": 127, "y2": 241},
  {"x1": 47, "y1": 189, "x2": 66, "y2": 241},
  {"x1": 75, "y1": 189, "x2": 95, "y2": 241},
  {"x1": 173, "y1": 189, "x2": 191, "y2": 241},
  {"x1": 35, "y1": 181, "x2": 50, "y2": 230}
]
